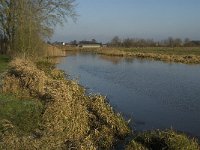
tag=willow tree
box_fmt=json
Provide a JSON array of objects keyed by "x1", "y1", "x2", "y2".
[{"x1": 0, "y1": 0, "x2": 77, "y2": 56}]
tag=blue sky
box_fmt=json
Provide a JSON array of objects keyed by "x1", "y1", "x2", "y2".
[{"x1": 52, "y1": 0, "x2": 200, "y2": 43}]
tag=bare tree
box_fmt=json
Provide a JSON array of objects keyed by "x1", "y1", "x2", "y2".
[
  {"x1": 0, "y1": 0, "x2": 77, "y2": 56},
  {"x1": 111, "y1": 36, "x2": 121, "y2": 47},
  {"x1": 174, "y1": 38, "x2": 182, "y2": 47}
]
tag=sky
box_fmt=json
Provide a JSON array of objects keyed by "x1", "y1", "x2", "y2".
[{"x1": 52, "y1": 0, "x2": 200, "y2": 43}]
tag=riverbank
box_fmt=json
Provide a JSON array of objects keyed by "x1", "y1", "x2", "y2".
[
  {"x1": 0, "y1": 57, "x2": 130, "y2": 149},
  {"x1": 64, "y1": 46, "x2": 200, "y2": 64},
  {"x1": 0, "y1": 56, "x2": 199, "y2": 149}
]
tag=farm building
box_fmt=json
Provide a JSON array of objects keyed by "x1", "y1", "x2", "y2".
[{"x1": 78, "y1": 41, "x2": 102, "y2": 48}]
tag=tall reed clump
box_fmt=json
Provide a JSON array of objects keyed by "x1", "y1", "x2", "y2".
[
  {"x1": 0, "y1": 58, "x2": 130, "y2": 149},
  {"x1": 44, "y1": 45, "x2": 66, "y2": 57}
]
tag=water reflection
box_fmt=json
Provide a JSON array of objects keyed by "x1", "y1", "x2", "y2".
[
  {"x1": 99, "y1": 55, "x2": 124, "y2": 64},
  {"x1": 57, "y1": 52, "x2": 200, "y2": 139}
]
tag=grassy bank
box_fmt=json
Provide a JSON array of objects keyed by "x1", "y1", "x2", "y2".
[
  {"x1": 0, "y1": 58, "x2": 130, "y2": 149},
  {"x1": 65, "y1": 47, "x2": 200, "y2": 64},
  {"x1": 0, "y1": 55, "x2": 10, "y2": 73},
  {"x1": 0, "y1": 94, "x2": 43, "y2": 134},
  {"x1": 0, "y1": 58, "x2": 199, "y2": 149}
]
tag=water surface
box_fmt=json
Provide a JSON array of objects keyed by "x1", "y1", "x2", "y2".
[{"x1": 57, "y1": 52, "x2": 200, "y2": 139}]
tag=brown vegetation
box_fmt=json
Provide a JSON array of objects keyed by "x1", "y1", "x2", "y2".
[
  {"x1": 44, "y1": 45, "x2": 67, "y2": 57},
  {"x1": 126, "y1": 130, "x2": 200, "y2": 150},
  {"x1": 0, "y1": 58, "x2": 130, "y2": 149}
]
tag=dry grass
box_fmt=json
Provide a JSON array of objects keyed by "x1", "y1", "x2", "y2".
[
  {"x1": 0, "y1": 58, "x2": 130, "y2": 149},
  {"x1": 92, "y1": 48, "x2": 200, "y2": 64},
  {"x1": 44, "y1": 45, "x2": 66, "y2": 57},
  {"x1": 126, "y1": 140, "x2": 147, "y2": 150},
  {"x1": 126, "y1": 129, "x2": 200, "y2": 150},
  {"x1": 66, "y1": 47, "x2": 200, "y2": 64}
]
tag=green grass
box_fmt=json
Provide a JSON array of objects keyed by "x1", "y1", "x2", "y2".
[
  {"x1": 0, "y1": 93, "x2": 43, "y2": 134},
  {"x1": 0, "y1": 55, "x2": 10, "y2": 73}
]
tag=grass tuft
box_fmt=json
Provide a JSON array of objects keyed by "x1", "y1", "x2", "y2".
[{"x1": 126, "y1": 129, "x2": 200, "y2": 150}]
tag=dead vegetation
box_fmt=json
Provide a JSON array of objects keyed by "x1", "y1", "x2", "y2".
[
  {"x1": 0, "y1": 58, "x2": 130, "y2": 149},
  {"x1": 126, "y1": 130, "x2": 200, "y2": 150},
  {"x1": 68, "y1": 47, "x2": 200, "y2": 64},
  {"x1": 93, "y1": 48, "x2": 200, "y2": 64},
  {"x1": 44, "y1": 45, "x2": 67, "y2": 57}
]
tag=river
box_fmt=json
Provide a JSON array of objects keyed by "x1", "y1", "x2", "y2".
[{"x1": 57, "y1": 52, "x2": 200, "y2": 139}]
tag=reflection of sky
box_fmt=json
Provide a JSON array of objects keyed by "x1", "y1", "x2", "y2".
[{"x1": 53, "y1": 0, "x2": 200, "y2": 43}]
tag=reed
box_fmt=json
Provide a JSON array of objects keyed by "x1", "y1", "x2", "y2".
[{"x1": 44, "y1": 45, "x2": 66, "y2": 57}]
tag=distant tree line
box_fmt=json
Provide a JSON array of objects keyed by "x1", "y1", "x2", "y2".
[
  {"x1": 109, "y1": 36, "x2": 200, "y2": 47},
  {"x1": 0, "y1": 0, "x2": 77, "y2": 56},
  {"x1": 50, "y1": 39, "x2": 101, "y2": 46}
]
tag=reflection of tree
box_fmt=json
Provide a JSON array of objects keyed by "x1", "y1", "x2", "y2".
[
  {"x1": 124, "y1": 57, "x2": 149, "y2": 64},
  {"x1": 99, "y1": 55, "x2": 123, "y2": 64},
  {"x1": 92, "y1": 39, "x2": 97, "y2": 43},
  {"x1": 111, "y1": 36, "x2": 121, "y2": 47},
  {"x1": 99, "y1": 55, "x2": 149, "y2": 65},
  {"x1": 65, "y1": 51, "x2": 78, "y2": 57},
  {"x1": 124, "y1": 57, "x2": 134, "y2": 64}
]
